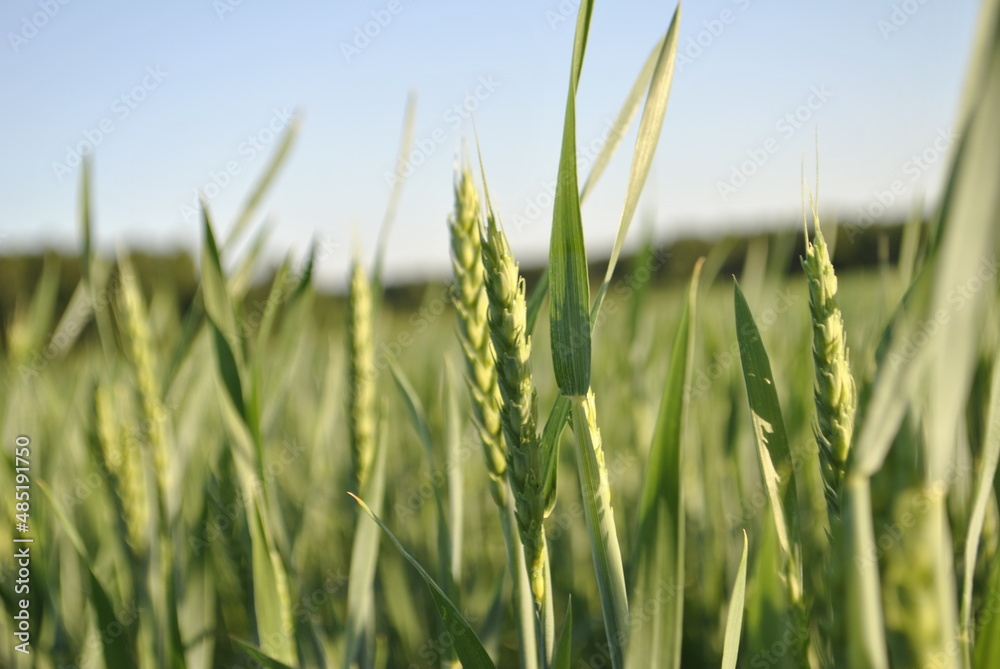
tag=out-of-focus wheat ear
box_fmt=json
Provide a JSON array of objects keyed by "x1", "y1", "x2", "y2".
[
  {"x1": 96, "y1": 380, "x2": 148, "y2": 554},
  {"x1": 117, "y1": 254, "x2": 168, "y2": 522},
  {"x1": 347, "y1": 253, "x2": 376, "y2": 494},
  {"x1": 802, "y1": 203, "x2": 856, "y2": 517},
  {"x1": 448, "y1": 164, "x2": 507, "y2": 506}
]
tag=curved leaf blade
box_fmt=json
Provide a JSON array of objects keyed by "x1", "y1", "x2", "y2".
[
  {"x1": 721, "y1": 531, "x2": 749, "y2": 669},
  {"x1": 627, "y1": 258, "x2": 700, "y2": 669},
  {"x1": 349, "y1": 494, "x2": 496, "y2": 669},
  {"x1": 549, "y1": 0, "x2": 595, "y2": 397}
]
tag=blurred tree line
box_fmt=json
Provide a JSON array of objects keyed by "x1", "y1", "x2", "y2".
[{"x1": 0, "y1": 219, "x2": 909, "y2": 351}]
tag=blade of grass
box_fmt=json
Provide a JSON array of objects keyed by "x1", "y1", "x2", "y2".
[
  {"x1": 231, "y1": 638, "x2": 297, "y2": 669},
  {"x1": 37, "y1": 479, "x2": 139, "y2": 668},
  {"x1": 388, "y1": 360, "x2": 461, "y2": 616},
  {"x1": 290, "y1": 239, "x2": 316, "y2": 301},
  {"x1": 526, "y1": 269, "x2": 549, "y2": 337},
  {"x1": 732, "y1": 281, "x2": 813, "y2": 667},
  {"x1": 733, "y1": 282, "x2": 799, "y2": 574},
  {"x1": 571, "y1": 390, "x2": 629, "y2": 669},
  {"x1": 43, "y1": 279, "x2": 92, "y2": 360},
  {"x1": 202, "y1": 204, "x2": 296, "y2": 667},
  {"x1": 842, "y1": 476, "x2": 890, "y2": 669},
  {"x1": 553, "y1": 597, "x2": 574, "y2": 669},
  {"x1": 25, "y1": 252, "x2": 60, "y2": 354},
  {"x1": 541, "y1": 6, "x2": 681, "y2": 513},
  {"x1": 160, "y1": 291, "x2": 205, "y2": 399},
  {"x1": 344, "y1": 416, "x2": 388, "y2": 669},
  {"x1": 80, "y1": 156, "x2": 92, "y2": 286},
  {"x1": 223, "y1": 113, "x2": 300, "y2": 252},
  {"x1": 350, "y1": 494, "x2": 497, "y2": 669},
  {"x1": 961, "y1": 349, "x2": 1000, "y2": 663},
  {"x1": 974, "y1": 549, "x2": 1000, "y2": 669},
  {"x1": 201, "y1": 206, "x2": 241, "y2": 354},
  {"x1": 923, "y1": 0, "x2": 1000, "y2": 484},
  {"x1": 579, "y1": 30, "x2": 663, "y2": 202},
  {"x1": 477, "y1": 570, "x2": 507, "y2": 661},
  {"x1": 228, "y1": 221, "x2": 274, "y2": 299},
  {"x1": 211, "y1": 322, "x2": 246, "y2": 419},
  {"x1": 721, "y1": 531, "x2": 749, "y2": 669},
  {"x1": 374, "y1": 91, "x2": 418, "y2": 288},
  {"x1": 626, "y1": 258, "x2": 701, "y2": 669},
  {"x1": 528, "y1": 3, "x2": 679, "y2": 337},
  {"x1": 248, "y1": 500, "x2": 298, "y2": 667},
  {"x1": 541, "y1": 396, "x2": 571, "y2": 517},
  {"x1": 549, "y1": 0, "x2": 594, "y2": 397},
  {"x1": 253, "y1": 254, "x2": 292, "y2": 352},
  {"x1": 592, "y1": 5, "x2": 680, "y2": 317}
]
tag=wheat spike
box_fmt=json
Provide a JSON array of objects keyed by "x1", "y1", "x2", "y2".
[
  {"x1": 118, "y1": 256, "x2": 168, "y2": 521},
  {"x1": 347, "y1": 255, "x2": 376, "y2": 493},
  {"x1": 96, "y1": 380, "x2": 148, "y2": 553},
  {"x1": 481, "y1": 205, "x2": 548, "y2": 604},
  {"x1": 448, "y1": 166, "x2": 507, "y2": 506},
  {"x1": 802, "y1": 212, "x2": 856, "y2": 515}
]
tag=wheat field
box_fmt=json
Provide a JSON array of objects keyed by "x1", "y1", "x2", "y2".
[{"x1": 3, "y1": 0, "x2": 1000, "y2": 668}]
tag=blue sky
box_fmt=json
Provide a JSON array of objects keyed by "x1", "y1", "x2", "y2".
[{"x1": 0, "y1": 0, "x2": 982, "y2": 287}]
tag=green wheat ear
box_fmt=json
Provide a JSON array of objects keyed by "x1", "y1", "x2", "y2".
[
  {"x1": 480, "y1": 204, "x2": 548, "y2": 604},
  {"x1": 96, "y1": 380, "x2": 148, "y2": 554},
  {"x1": 117, "y1": 255, "x2": 168, "y2": 527},
  {"x1": 347, "y1": 254, "x2": 376, "y2": 494},
  {"x1": 802, "y1": 209, "x2": 856, "y2": 515},
  {"x1": 448, "y1": 166, "x2": 507, "y2": 505}
]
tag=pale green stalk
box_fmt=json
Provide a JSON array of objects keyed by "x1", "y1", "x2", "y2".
[
  {"x1": 347, "y1": 256, "x2": 376, "y2": 493},
  {"x1": 571, "y1": 390, "x2": 629, "y2": 668}
]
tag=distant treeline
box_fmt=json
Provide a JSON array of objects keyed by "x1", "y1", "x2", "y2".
[{"x1": 0, "y1": 218, "x2": 911, "y2": 323}]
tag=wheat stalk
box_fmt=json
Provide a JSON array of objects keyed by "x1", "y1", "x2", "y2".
[
  {"x1": 347, "y1": 255, "x2": 376, "y2": 493},
  {"x1": 571, "y1": 388, "x2": 630, "y2": 666},
  {"x1": 481, "y1": 207, "x2": 550, "y2": 611},
  {"x1": 802, "y1": 213, "x2": 856, "y2": 515},
  {"x1": 450, "y1": 165, "x2": 543, "y2": 666}
]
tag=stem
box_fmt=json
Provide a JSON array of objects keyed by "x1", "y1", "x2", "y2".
[
  {"x1": 502, "y1": 487, "x2": 540, "y2": 669},
  {"x1": 571, "y1": 390, "x2": 629, "y2": 668}
]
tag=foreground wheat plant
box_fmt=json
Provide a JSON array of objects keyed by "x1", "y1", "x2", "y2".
[
  {"x1": 802, "y1": 211, "x2": 856, "y2": 514},
  {"x1": 481, "y1": 202, "x2": 553, "y2": 661},
  {"x1": 449, "y1": 165, "x2": 542, "y2": 665}
]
